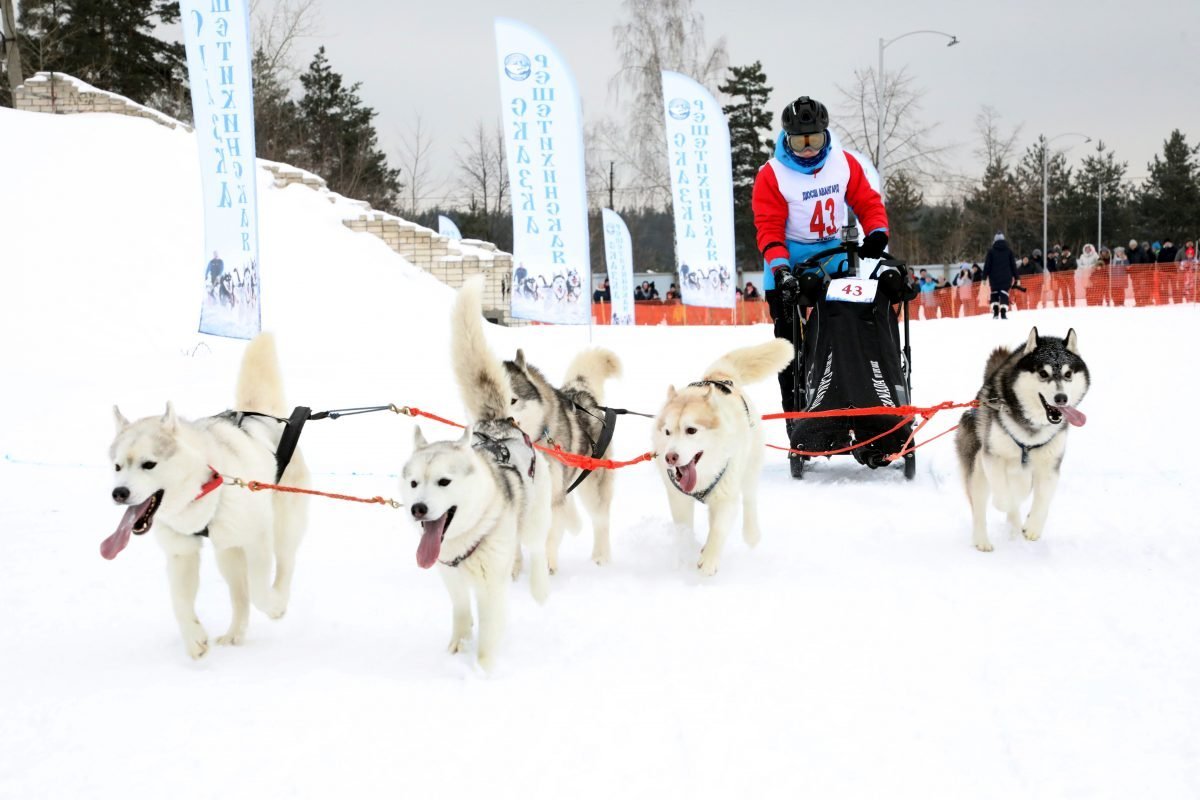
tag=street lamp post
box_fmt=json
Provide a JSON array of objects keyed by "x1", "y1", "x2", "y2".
[
  {"x1": 1041, "y1": 132, "x2": 1090, "y2": 273},
  {"x1": 876, "y1": 30, "x2": 958, "y2": 199}
]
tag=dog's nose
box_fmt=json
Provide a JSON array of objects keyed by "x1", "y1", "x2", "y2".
[
  {"x1": 411, "y1": 502, "x2": 427, "y2": 520},
  {"x1": 112, "y1": 486, "x2": 130, "y2": 503},
  {"x1": 1054, "y1": 393, "x2": 1068, "y2": 405},
  {"x1": 665, "y1": 452, "x2": 679, "y2": 466}
]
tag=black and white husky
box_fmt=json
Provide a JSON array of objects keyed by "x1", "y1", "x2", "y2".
[
  {"x1": 503, "y1": 330, "x2": 621, "y2": 571},
  {"x1": 955, "y1": 327, "x2": 1090, "y2": 551},
  {"x1": 400, "y1": 278, "x2": 552, "y2": 671}
]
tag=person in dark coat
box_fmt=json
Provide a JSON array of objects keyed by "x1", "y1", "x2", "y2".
[{"x1": 983, "y1": 232, "x2": 1020, "y2": 319}]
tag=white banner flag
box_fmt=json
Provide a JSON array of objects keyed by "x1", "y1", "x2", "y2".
[
  {"x1": 438, "y1": 214, "x2": 463, "y2": 240},
  {"x1": 601, "y1": 208, "x2": 635, "y2": 325},
  {"x1": 662, "y1": 71, "x2": 736, "y2": 309},
  {"x1": 495, "y1": 18, "x2": 591, "y2": 324},
  {"x1": 182, "y1": 0, "x2": 261, "y2": 339}
]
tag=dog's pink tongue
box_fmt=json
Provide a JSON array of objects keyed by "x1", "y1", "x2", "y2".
[
  {"x1": 100, "y1": 501, "x2": 148, "y2": 560},
  {"x1": 676, "y1": 461, "x2": 698, "y2": 494},
  {"x1": 1057, "y1": 405, "x2": 1087, "y2": 427},
  {"x1": 416, "y1": 516, "x2": 447, "y2": 569}
]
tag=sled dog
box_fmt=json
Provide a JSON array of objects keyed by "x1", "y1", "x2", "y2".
[
  {"x1": 955, "y1": 327, "x2": 1090, "y2": 551},
  {"x1": 104, "y1": 334, "x2": 310, "y2": 659},
  {"x1": 653, "y1": 339, "x2": 794, "y2": 576},
  {"x1": 400, "y1": 277, "x2": 552, "y2": 671},
  {"x1": 494, "y1": 308, "x2": 621, "y2": 572}
]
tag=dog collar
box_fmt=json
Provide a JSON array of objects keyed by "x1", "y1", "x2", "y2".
[
  {"x1": 440, "y1": 536, "x2": 485, "y2": 568},
  {"x1": 668, "y1": 459, "x2": 730, "y2": 504},
  {"x1": 194, "y1": 466, "x2": 223, "y2": 500}
]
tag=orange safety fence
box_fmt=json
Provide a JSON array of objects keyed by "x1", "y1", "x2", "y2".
[
  {"x1": 590, "y1": 263, "x2": 1197, "y2": 325},
  {"x1": 909, "y1": 262, "x2": 1199, "y2": 320}
]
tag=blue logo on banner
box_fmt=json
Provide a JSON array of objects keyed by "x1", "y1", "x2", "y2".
[
  {"x1": 668, "y1": 98, "x2": 690, "y2": 120},
  {"x1": 504, "y1": 53, "x2": 532, "y2": 81}
]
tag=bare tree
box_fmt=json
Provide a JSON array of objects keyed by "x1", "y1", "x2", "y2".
[
  {"x1": 397, "y1": 116, "x2": 438, "y2": 217},
  {"x1": 1, "y1": 0, "x2": 25, "y2": 99},
  {"x1": 250, "y1": 0, "x2": 320, "y2": 80},
  {"x1": 607, "y1": 0, "x2": 727, "y2": 208},
  {"x1": 456, "y1": 119, "x2": 509, "y2": 241},
  {"x1": 835, "y1": 67, "x2": 952, "y2": 187}
]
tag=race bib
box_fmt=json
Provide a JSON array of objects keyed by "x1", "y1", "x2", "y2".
[{"x1": 827, "y1": 278, "x2": 877, "y2": 304}]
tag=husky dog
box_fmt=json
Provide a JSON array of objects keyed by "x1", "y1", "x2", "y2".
[
  {"x1": 956, "y1": 327, "x2": 1090, "y2": 552},
  {"x1": 653, "y1": 339, "x2": 794, "y2": 576},
  {"x1": 400, "y1": 277, "x2": 552, "y2": 671},
  {"x1": 104, "y1": 334, "x2": 310, "y2": 658},
  {"x1": 500, "y1": 322, "x2": 621, "y2": 573}
]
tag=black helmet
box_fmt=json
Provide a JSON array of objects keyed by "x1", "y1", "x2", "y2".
[{"x1": 781, "y1": 96, "x2": 829, "y2": 135}]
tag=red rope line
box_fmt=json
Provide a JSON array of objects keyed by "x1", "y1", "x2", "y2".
[{"x1": 229, "y1": 477, "x2": 403, "y2": 508}]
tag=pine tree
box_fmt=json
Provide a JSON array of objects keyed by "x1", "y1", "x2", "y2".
[
  {"x1": 1015, "y1": 137, "x2": 1072, "y2": 251},
  {"x1": 1138, "y1": 129, "x2": 1200, "y2": 240},
  {"x1": 252, "y1": 47, "x2": 299, "y2": 165},
  {"x1": 16, "y1": 0, "x2": 186, "y2": 116},
  {"x1": 295, "y1": 47, "x2": 401, "y2": 213},
  {"x1": 883, "y1": 171, "x2": 923, "y2": 261},
  {"x1": 1068, "y1": 141, "x2": 1128, "y2": 249},
  {"x1": 719, "y1": 61, "x2": 772, "y2": 271}
]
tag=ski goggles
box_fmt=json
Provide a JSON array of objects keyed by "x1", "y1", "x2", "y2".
[{"x1": 787, "y1": 131, "x2": 828, "y2": 153}]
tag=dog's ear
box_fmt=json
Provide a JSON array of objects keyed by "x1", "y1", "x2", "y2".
[
  {"x1": 161, "y1": 402, "x2": 178, "y2": 432},
  {"x1": 665, "y1": 385, "x2": 677, "y2": 401},
  {"x1": 1024, "y1": 327, "x2": 1039, "y2": 355},
  {"x1": 514, "y1": 349, "x2": 527, "y2": 371},
  {"x1": 412, "y1": 426, "x2": 428, "y2": 449},
  {"x1": 113, "y1": 405, "x2": 130, "y2": 432},
  {"x1": 1065, "y1": 328, "x2": 1079, "y2": 354}
]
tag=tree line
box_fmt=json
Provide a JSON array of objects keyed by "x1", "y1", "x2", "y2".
[{"x1": 3, "y1": 0, "x2": 1197, "y2": 273}]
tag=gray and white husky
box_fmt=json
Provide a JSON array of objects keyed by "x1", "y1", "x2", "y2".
[
  {"x1": 955, "y1": 327, "x2": 1090, "y2": 552},
  {"x1": 104, "y1": 334, "x2": 310, "y2": 658},
  {"x1": 400, "y1": 277, "x2": 552, "y2": 671},
  {"x1": 502, "y1": 320, "x2": 621, "y2": 571}
]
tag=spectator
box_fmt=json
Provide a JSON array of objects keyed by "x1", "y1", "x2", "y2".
[
  {"x1": 1110, "y1": 246, "x2": 1130, "y2": 307},
  {"x1": 952, "y1": 265, "x2": 974, "y2": 317},
  {"x1": 1076, "y1": 244, "x2": 1099, "y2": 305},
  {"x1": 743, "y1": 281, "x2": 761, "y2": 300},
  {"x1": 983, "y1": 232, "x2": 1019, "y2": 319},
  {"x1": 1158, "y1": 239, "x2": 1179, "y2": 302},
  {"x1": 644, "y1": 281, "x2": 660, "y2": 300},
  {"x1": 592, "y1": 278, "x2": 611, "y2": 303},
  {"x1": 970, "y1": 263, "x2": 983, "y2": 283},
  {"x1": 665, "y1": 282, "x2": 681, "y2": 301},
  {"x1": 1030, "y1": 249, "x2": 1044, "y2": 272},
  {"x1": 1018, "y1": 255, "x2": 1037, "y2": 277},
  {"x1": 1054, "y1": 246, "x2": 1076, "y2": 307},
  {"x1": 916, "y1": 268, "x2": 937, "y2": 318},
  {"x1": 1179, "y1": 241, "x2": 1197, "y2": 302}
]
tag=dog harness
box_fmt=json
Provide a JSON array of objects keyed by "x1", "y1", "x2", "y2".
[
  {"x1": 687, "y1": 379, "x2": 753, "y2": 423},
  {"x1": 997, "y1": 418, "x2": 1065, "y2": 465},
  {"x1": 440, "y1": 536, "x2": 485, "y2": 568},
  {"x1": 667, "y1": 459, "x2": 730, "y2": 504}
]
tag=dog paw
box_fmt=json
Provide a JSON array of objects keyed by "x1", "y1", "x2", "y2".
[
  {"x1": 591, "y1": 545, "x2": 611, "y2": 566},
  {"x1": 216, "y1": 631, "x2": 244, "y2": 646},
  {"x1": 974, "y1": 541, "x2": 994, "y2": 552},
  {"x1": 743, "y1": 527, "x2": 761, "y2": 548},
  {"x1": 1022, "y1": 526, "x2": 1042, "y2": 542},
  {"x1": 697, "y1": 551, "x2": 720, "y2": 577},
  {"x1": 447, "y1": 636, "x2": 470, "y2": 655},
  {"x1": 185, "y1": 636, "x2": 210, "y2": 659},
  {"x1": 476, "y1": 651, "x2": 496, "y2": 673}
]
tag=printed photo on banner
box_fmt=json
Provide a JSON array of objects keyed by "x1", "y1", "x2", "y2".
[
  {"x1": 182, "y1": 0, "x2": 261, "y2": 340},
  {"x1": 495, "y1": 18, "x2": 591, "y2": 325},
  {"x1": 662, "y1": 71, "x2": 736, "y2": 310}
]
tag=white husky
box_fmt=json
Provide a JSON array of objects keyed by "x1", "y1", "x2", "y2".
[
  {"x1": 104, "y1": 334, "x2": 310, "y2": 658},
  {"x1": 653, "y1": 339, "x2": 794, "y2": 576},
  {"x1": 400, "y1": 278, "x2": 552, "y2": 671}
]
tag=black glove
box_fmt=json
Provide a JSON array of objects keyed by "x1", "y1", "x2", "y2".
[
  {"x1": 859, "y1": 230, "x2": 889, "y2": 259},
  {"x1": 773, "y1": 267, "x2": 800, "y2": 306}
]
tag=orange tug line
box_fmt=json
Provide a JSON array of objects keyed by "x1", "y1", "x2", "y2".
[{"x1": 221, "y1": 400, "x2": 979, "y2": 508}]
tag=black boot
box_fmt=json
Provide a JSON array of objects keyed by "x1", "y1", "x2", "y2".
[
  {"x1": 1000, "y1": 306, "x2": 1008, "y2": 320},
  {"x1": 992, "y1": 304, "x2": 999, "y2": 319}
]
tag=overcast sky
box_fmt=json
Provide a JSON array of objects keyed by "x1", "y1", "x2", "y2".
[{"x1": 282, "y1": 0, "x2": 1198, "y2": 206}]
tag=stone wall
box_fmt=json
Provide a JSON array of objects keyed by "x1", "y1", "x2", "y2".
[
  {"x1": 15, "y1": 72, "x2": 522, "y2": 325},
  {"x1": 13, "y1": 72, "x2": 190, "y2": 131}
]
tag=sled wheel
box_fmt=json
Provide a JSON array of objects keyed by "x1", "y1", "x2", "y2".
[
  {"x1": 904, "y1": 452, "x2": 916, "y2": 480},
  {"x1": 789, "y1": 454, "x2": 806, "y2": 480}
]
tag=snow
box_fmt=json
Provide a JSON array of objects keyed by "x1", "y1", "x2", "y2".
[{"x1": 2, "y1": 106, "x2": 1199, "y2": 799}]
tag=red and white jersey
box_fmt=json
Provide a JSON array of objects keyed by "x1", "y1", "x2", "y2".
[{"x1": 752, "y1": 146, "x2": 888, "y2": 263}]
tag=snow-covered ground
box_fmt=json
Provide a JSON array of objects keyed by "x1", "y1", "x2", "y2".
[{"x1": 2, "y1": 106, "x2": 1198, "y2": 799}]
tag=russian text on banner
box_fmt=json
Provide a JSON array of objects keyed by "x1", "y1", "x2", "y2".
[
  {"x1": 438, "y1": 214, "x2": 463, "y2": 240},
  {"x1": 182, "y1": 0, "x2": 261, "y2": 340},
  {"x1": 662, "y1": 71, "x2": 736, "y2": 310},
  {"x1": 494, "y1": 18, "x2": 591, "y2": 324},
  {"x1": 601, "y1": 208, "x2": 635, "y2": 325}
]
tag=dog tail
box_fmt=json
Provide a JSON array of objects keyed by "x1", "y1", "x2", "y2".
[
  {"x1": 451, "y1": 276, "x2": 511, "y2": 421},
  {"x1": 563, "y1": 348, "x2": 622, "y2": 404},
  {"x1": 704, "y1": 338, "x2": 794, "y2": 386},
  {"x1": 236, "y1": 333, "x2": 288, "y2": 417},
  {"x1": 983, "y1": 346, "x2": 1010, "y2": 382}
]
